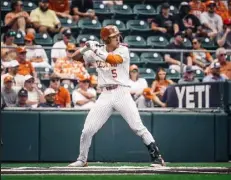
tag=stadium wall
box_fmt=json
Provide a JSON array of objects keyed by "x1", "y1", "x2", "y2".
[{"x1": 1, "y1": 111, "x2": 230, "y2": 162}]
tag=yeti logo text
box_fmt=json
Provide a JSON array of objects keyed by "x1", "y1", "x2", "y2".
[{"x1": 175, "y1": 85, "x2": 211, "y2": 108}]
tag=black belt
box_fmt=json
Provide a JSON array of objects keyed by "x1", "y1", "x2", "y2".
[{"x1": 105, "y1": 85, "x2": 118, "y2": 91}]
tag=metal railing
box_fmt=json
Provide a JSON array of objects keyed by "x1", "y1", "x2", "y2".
[{"x1": 2, "y1": 45, "x2": 231, "y2": 76}]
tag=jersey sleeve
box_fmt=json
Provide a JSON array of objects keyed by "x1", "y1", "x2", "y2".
[
  {"x1": 83, "y1": 50, "x2": 102, "y2": 63},
  {"x1": 114, "y1": 46, "x2": 130, "y2": 63}
]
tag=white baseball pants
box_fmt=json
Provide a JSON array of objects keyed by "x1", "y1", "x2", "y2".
[{"x1": 77, "y1": 86, "x2": 155, "y2": 162}]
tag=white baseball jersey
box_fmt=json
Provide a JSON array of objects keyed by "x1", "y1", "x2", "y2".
[{"x1": 83, "y1": 45, "x2": 130, "y2": 87}]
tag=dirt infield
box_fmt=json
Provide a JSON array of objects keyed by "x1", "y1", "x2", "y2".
[{"x1": 2, "y1": 166, "x2": 231, "y2": 175}]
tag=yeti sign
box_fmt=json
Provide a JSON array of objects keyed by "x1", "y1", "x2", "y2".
[
  {"x1": 163, "y1": 82, "x2": 223, "y2": 108},
  {"x1": 175, "y1": 85, "x2": 211, "y2": 108}
]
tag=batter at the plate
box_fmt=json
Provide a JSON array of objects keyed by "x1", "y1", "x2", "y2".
[{"x1": 68, "y1": 25, "x2": 165, "y2": 167}]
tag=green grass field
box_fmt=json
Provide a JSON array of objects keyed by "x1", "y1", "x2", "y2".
[
  {"x1": 2, "y1": 175, "x2": 231, "y2": 180},
  {"x1": 1, "y1": 162, "x2": 231, "y2": 180}
]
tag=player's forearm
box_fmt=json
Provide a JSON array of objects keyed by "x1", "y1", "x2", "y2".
[{"x1": 94, "y1": 48, "x2": 123, "y2": 64}]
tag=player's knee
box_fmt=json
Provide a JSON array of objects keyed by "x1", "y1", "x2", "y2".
[{"x1": 82, "y1": 128, "x2": 96, "y2": 137}]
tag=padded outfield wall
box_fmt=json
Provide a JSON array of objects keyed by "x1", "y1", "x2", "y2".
[{"x1": 1, "y1": 110, "x2": 230, "y2": 162}]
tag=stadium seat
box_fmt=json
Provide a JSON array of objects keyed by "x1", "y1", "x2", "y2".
[
  {"x1": 94, "y1": 3, "x2": 113, "y2": 21},
  {"x1": 76, "y1": 34, "x2": 99, "y2": 45},
  {"x1": 102, "y1": 19, "x2": 129, "y2": 35},
  {"x1": 35, "y1": 33, "x2": 53, "y2": 46},
  {"x1": 183, "y1": 38, "x2": 192, "y2": 49},
  {"x1": 111, "y1": 4, "x2": 134, "y2": 21},
  {"x1": 139, "y1": 68, "x2": 156, "y2": 85},
  {"x1": 37, "y1": 82, "x2": 47, "y2": 92},
  {"x1": 140, "y1": 52, "x2": 165, "y2": 64},
  {"x1": 14, "y1": 31, "x2": 25, "y2": 45},
  {"x1": 140, "y1": 52, "x2": 167, "y2": 70},
  {"x1": 194, "y1": 69, "x2": 205, "y2": 80},
  {"x1": 23, "y1": 1, "x2": 37, "y2": 12},
  {"x1": 166, "y1": 68, "x2": 180, "y2": 80},
  {"x1": 1, "y1": 1, "x2": 11, "y2": 12},
  {"x1": 59, "y1": 18, "x2": 78, "y2": 30},
  {"x1": 126, "y1": 20, "x2": 152, "y2": 37},
  {"x1": 156, "y1": 4, "x2": 178, "y2": 15},
  {"x1": 139, "y1": 67, "x2": 155, "y2": 78},
  {"x1": 147, "y1": 36, "x2": 169, "y2": 48},
  {"x1": 53, "y1": 33, "x2": 76, "y2": 44},
  {"x1": 199, "y1": 37, "x2": 217, "y2": 50},
  {"x1": 133, "y1": 4, "x2": 156, "y2": 19},
  {"x1": 78, "y1": 18, "x2": 102, "y2": 35},
  {"x1": 170, "y1": 37, "x2": 192, "y2": 48},
  {"x1": 35, "y1": 67, "x2": 53, "y2": 79},
  {"x1": 124, "y1": 35, "x2": 147, "y2": 48},
  {"x1": 129, "y1": 52, "x2": 144, "y2": 67},
  {"x1": 62, "y1": 83, "x2": 75, "y2": 94}
]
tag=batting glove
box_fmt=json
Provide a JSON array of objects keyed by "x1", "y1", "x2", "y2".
[{"x1": 85, "y1": 40, "x2": 100, "y2": 52}]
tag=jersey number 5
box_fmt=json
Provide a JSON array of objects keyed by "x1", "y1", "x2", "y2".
[{"x1": 111, "y1": 69, "x2": 117, "y2": 78}]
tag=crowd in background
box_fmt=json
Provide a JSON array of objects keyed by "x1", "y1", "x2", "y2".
[{"x1": 1, "y1": 0, "x2": 231, "y2": 109}]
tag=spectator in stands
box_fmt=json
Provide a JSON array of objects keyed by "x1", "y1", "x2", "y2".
[
  {"x1": 4, "y1": 0, "x2": 33, "y2": 36},
  {"x1": 1, "y1": 60, "x2": 19, "y2": 88},
  {"x1": 16, "y1": 88, "x2": 30, "y2": 107},
  {"x1": 51, "y1": 28, "x2": 72, "y2": 65},
  {"x1": 30, "y1": 0, "x2": 62, "y2": 34},
  {"x1": 38, "y1": 88, "x2": 60, "y2": 107},
  {"x1": 203, "y1": 61, "x2": 228, "y2": 82},
  {"x1": 54, "y1": 43, "x2": 88, "y2": 81},
  {"x1": 1, "y1": 30, "x2": 17, "y2": 64},
  {"x1": 15, "y1": 46, "x2": 37, "y2": 87},
  {"x1": 23, "y1": 75, "x2": 45, "y2": 108},
  {"x1": 178, "y1": 66, "x2": 199, "y2": 84},
  {"x1": 174, "y1": 2, "x2": 201, "y2": 39},
  {"x1": 1, "y1": 76, "x2": 17, "y2": 107},
  {"x1": 24, "y1": 33, "x2": 51, "y2": 68},
  {"x1": 71, "y1": 0, "x2": 94, "y2": 12},
  {"x1": 164, "y1": 31, "x2": 193, "y2": 72},
  {"x1": 136, "y1": 88, "x2": 166, "y2": 108},
  {"x1": 101, "y1": 0, "x2": 123, "y2": 6},
  {"x1": 72, "y1": 74, "x2": 96, "y2": 109},
  {"x1": 189, "y1": 0, "x2": 206, "y2": 19},
  {"x1": 129, "y1": 65, "x2": 148, "y2": 101},
  {"x1": 213, "y1": 48, "x2": 231, "y2": 79},
  {"x1": 213, "y1": 0, "x2": 229, "y2": 21},
  {"x1": 151, "y1": 2, "x2": 177, "y2": 38},
  {"x1": 217, "y1": 18, "x2": 231, "y2": 49},
  {"x1": 190, "y1": 37, "x2": 213, "y2": 70},
  {"x1": 49, "y1": 73, "x2": 71, "y2": 108},
  {"x1": 200, "y1": 1, "x2": 223, "y2": 39},
  {"x1": 70, "y1": 0, "x2": 97, "y2": 21},
  {"x1": 151, "y1": 68, "x2": 174, "y2": 100},
  {"x1": 48, "y1": 0, "x2": 79, "y2": 23}
]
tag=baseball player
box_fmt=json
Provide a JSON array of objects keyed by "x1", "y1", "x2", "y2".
[{"x1": 68, "y1": 25, "x2": 165, "y2": 167}]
